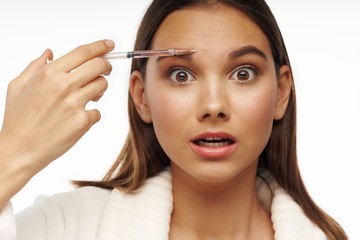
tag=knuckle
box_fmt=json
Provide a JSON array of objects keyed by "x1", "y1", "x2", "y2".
[
  {"x1": 7, "y1": 79, "x2": 19, "y2": 91},
  {"x1": 50, "y1": 78, "x2": 70, "y2": 97},
  {"x1": 37, "y1": 67, "x2": 72, "y2": 94},
  {"x1": 76, "y1": 111, "x2": 93, "y2": 130},
  {"x1": 35, "y1": 64, "x2": 57, "y2": 82},
  {"x1": 64, "y1": 96, "x2": 80, "y2": 110},
  {"x1": 39, "y1": 65, "x2": 54, "y2": 78}
]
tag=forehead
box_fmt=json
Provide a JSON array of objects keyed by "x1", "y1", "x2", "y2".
[{"x1": 151, "y1": 4, "x2": 271, "y2": 55}]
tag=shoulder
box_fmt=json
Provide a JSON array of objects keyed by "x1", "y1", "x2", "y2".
[
  {"x1": 16, "y1": 187, "x2": 111, "y2": 240},
  {"x1": 34, "y1": 186, "x2": 111, "y2": 224},
  {"x1": 256, "y1": 169, "x2": 327, "y2": 240},
  {"x1": 31, "y1": 186, "x2": 111, "y2": 218},
  {"x1": 36, "y1": 186, "x2": 111, "y2": 208}
]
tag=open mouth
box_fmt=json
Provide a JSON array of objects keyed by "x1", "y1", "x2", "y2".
[
  {"x1": 190, "y1": 134, "x2": 238, "y2": 159},
  {"x1": 193, "y1": 137, "x2": 235, "y2": 147}
]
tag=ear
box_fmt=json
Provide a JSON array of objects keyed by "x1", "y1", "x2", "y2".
[
  {"x1": 273, "y1": 65, "x2": 292, "y2": 120},
  {"x1": 129, "y1": 70, "x2": 152, "y2": 123}
]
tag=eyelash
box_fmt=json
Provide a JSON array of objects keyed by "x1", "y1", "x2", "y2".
[
  {"x1": 167, "y1": 67, "x2": 195, "y2": 86},
  {"x1": 229, "y1": 65, "x2": 258, "y2": 85},
  {"x1": 166, "y1": 65, "x2": 259, "y2": 86}
]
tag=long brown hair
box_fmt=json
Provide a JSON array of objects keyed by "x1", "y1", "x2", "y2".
[{"x1": 76, "y1": 0, "x2": 347, "y2": 239}]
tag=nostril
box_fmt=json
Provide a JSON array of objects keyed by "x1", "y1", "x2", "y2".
[
  {"x1": 200, "y1": 111, "x2": 228, "y2": 121},
  {"x1": 217, "y1": 112, "x2": 227, "y2": 119},
  {"x1": 201, "y1": 113, "x2": 211, "y2": 120}
]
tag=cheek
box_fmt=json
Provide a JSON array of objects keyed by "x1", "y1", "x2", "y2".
[
  {"x1": 243, "y1": 88, "x2": 276, "y2": 124},
  {"x1": 145, "y1": 85, "x2": 194, "y2": 147},
  {"x1": 235, "y1": 83, "x2": 277, "y2": 148}
]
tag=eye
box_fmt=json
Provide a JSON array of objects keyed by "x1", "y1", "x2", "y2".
[
  {"x1": 169, "y1": 68, "x2": 195, "y2": 84},
  {"x1": 229, "y1": 65, "x2": 257, "y2": 83}
]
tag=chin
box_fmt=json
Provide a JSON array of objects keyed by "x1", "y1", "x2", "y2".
[{"x1": 173, "y1": 160, "x2": 257, "y2": 187}]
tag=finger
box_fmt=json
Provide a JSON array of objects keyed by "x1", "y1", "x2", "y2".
[
  {"x1": 49, "y1": 40, "x2": 114, "y2": 73},
  {"x1": 78, "y1": 76, "x2": 108, "y2": 106},
  {"x1": 30, "y1": 48, "x2": 54, "y2": 67},
  {"x1": 86, "y1": 109, "x2": 102, "y2": 127},
  {"x1": 10, "y1": 49, "x2": 53, "y2": 89},
  {"x1": 69, "y1": 57, "x2": 112, "y2": 87},
  {"x1": 91, "y1": 91, "x2": 105, "y2": 102},
  {"x1": 17, "y1": 49, "x2": 53, "y2": 80}
]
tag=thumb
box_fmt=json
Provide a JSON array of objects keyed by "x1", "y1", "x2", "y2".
[
  {"x1": 30, "y1": 48, "x2": 54, "y2": 68},
  {"x1": 13, "y1": 49, "x2": 54, "y2": 85},
  {"x1": 23, "y1": 49, "x2": 54, "y2": 74}
]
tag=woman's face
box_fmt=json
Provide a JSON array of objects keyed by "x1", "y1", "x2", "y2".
[{"x1": 132, "y1": 4, "x2": 290, "y2": 184}]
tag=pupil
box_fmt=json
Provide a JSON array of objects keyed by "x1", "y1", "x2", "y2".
[
  {"x1": 237, "y1": 70, "x2": 249, "y2": 80},
  {"x1": 176, "y1": 71, "x2": 188, "y2": 82}
]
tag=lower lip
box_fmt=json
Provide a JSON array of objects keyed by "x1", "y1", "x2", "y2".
[{"x1": 189, "y1": 142, "x2": 238, "y2": 159}]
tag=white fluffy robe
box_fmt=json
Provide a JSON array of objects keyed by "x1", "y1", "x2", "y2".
[
  {"x1": 0, "y1": 169, "x2": 327, "y2": 240},
  {"x1": 0, "y1": 203, "x2": 16, "y2": 240}
]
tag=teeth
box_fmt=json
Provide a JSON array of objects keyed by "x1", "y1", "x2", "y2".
[
  {"x1": 197, "y1": 139, "x2": 231, "y2": 147},
  {"x1": 205, "y1": 137, "x2": 222, "y2": 141}
]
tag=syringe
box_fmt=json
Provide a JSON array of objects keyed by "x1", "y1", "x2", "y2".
[{"x1": 102, "y1": 49, "x2": 196, "y2": 60}]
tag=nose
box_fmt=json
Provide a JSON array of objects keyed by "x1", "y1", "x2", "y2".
[{"x1": 197, "y1": 80, "x2": 230, "y2": 122}]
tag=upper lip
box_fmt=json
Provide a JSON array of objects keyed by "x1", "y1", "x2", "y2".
[{"x1": 190, "y1": 131, "x2": 238, "y2": 143}]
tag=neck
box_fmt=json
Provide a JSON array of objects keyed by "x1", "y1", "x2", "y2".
[{"x1": 169, "y1": 163, "x2": 274, "y2": 240}]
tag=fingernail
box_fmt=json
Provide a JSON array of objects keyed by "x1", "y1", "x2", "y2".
[{"x1": 105, "y1": 40, "x2": 115, "y2": 49}]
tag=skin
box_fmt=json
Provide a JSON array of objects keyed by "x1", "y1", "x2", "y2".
[
  {"x1": 131, "y1": 4, "x2": 292, "y2": 240},
  {"x1": 0, "y1": 40, "x2": 113, "y2": 210}
]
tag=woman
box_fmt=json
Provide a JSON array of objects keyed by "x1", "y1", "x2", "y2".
[{"x1": 0, "y1": 0, "x2": 347, "y2": 239}]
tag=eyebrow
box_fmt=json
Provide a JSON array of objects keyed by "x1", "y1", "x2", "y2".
[
  {"x1": 155, "y1": 52, "x2": 194, "y2": 63},
  {"x1": 228, "y1": 46, "x2": 267, "y2": 60},
  {"x1": 155, "y1": 45, "x2": 267, "y2": 63}
]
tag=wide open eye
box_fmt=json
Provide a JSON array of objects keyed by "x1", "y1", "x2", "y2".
[
  {"x1": 169, "y1": 68, "x2": 195, "y2": 84},
  {"x1": 229, "y1": 65, "x2": 257, "y2": 83}
]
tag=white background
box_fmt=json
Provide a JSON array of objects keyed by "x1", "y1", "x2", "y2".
[{"x1": 0, "y1": 0, "x2": 359, "y2": 239}]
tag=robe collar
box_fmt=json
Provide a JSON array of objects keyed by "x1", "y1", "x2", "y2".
[{"x1": 97, "y1": 168, "x2": 326, "y2": 240}]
